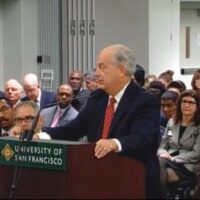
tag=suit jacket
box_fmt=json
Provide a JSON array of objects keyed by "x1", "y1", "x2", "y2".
[
  {"x1": 71, "y1": 88, "x2": 91, "y2": 111},
  {"x1": 21, "y1": 90, "x2": 56, "y2": 109},
  {"x1": 45, "y1": 80, "x2": 160, "y2": 177},
  {"x1": 40, "y1": 105, "x2": 78, "y2": 127},
  {"x1": 0, "y1": 91, "x2": 5, "y2": 99},
  {"x1": 158, "y1": 119, "x2": 200, "y2": 176}
]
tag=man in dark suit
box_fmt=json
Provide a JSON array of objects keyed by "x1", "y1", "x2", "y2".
[
  {"x1": 40, "y1": 84, "x2": 78, "y2": 127},
  {"x1": 43, "y1": 44, "x2": 162, "y2": 198},
  {"x1": 0, "y1": 91, "x2": 5, "y2": 99},
  {"x1": 68, "y1": 70, "x2": 91, "y2": 111},
  {"x1": 21, "y1": 73, "x2": 56, "y2": 109}
]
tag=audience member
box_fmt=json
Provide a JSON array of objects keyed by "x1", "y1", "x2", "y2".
[
  {"x1": 133, "y1": 64, "x2": 145, "y2": 87},
  {"x1": 4, "y1": 79, "x2": 23, "y2": 108},
  {"x1": 147, "y1": 80, "x2": 166, "y2": 100},
  {"x1": 0, "y1": 99, "x2": 14, "y2": 136},
  {"x1": 84, "y1": 69, "x2": 98, "y2": 91},
  {"x1": 158, "y1": 89, "x2": 200, "y2": 194},
  {"x1": 167, "y1": 80, "x2": 186, "y2": 95},
  {"x1": 42, "y1": 44, "x2": 162, "y2": 198},
  {"x1": 21, "y1": 73, "x2": 56, "y2": 109},
  {"x1": 13, "y1": 101, "x2": 50, "y2": 139},
  {"x1": 158, "y1": 70, "x2": 174, "y2": 88},
  {"x1": 40, "y1": 84, "x2": 78, "y2": 127},
  {"x1": 191, "y1": 69, "x2": 200, "y2": 92},
  {"x1": 160, "y1": 91, "x2": 179, "y2": 129},
  {"x1": 68, "y1": 70, "x2": 91, "y2": 111}
]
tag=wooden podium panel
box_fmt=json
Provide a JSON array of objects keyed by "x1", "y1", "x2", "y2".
[{"x1": 0, "y1": 141, "x2": 145, "y2": 199}]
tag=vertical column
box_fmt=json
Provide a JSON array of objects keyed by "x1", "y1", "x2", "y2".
[{"x1": 66, "y1": 0, "x2": 95, "y2": 76}]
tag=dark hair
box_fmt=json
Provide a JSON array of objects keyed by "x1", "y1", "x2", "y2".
[
  {"x1": 148, "y1": 81, "x2": 166, "y2": 98},
  {"x1": 174, "y1": 89, "x2": 200, "y2": 126},
  {"x1": 167, "y1": 80, "x2": 186, "y2": 93},
  {"x1": 191, "y1": 69, "x2": 200, "y2": 90},
  {"x1": 161, "y1": 90, "x2": 179, "y2": 101},
  {"x1": 134, "y1": 64, "x2": 145, "y2": 87}
]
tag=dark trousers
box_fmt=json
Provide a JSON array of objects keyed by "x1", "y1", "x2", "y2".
[{"x1": 145, "y1": 175, "x2": 163, "y2": 199}]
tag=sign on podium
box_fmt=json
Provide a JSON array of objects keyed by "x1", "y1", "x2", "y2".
[{"x1": 0, "y1": 137, "x2": 145, "y2": 199}]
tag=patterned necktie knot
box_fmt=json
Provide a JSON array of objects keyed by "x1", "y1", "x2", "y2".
[{"x1": 109, "y1": 97, "x2": 116, "y2": 105}]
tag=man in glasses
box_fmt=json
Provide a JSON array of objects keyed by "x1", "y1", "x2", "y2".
[{"x1": 12, "y1": 101, "x2": 50, "y2": 139}]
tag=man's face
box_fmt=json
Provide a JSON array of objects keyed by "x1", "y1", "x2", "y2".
[
  {"x1": 85, "y1": 79, "x2": 97, "y2": 91},
  {"x1": 95, "y1": 49, "x2": 124, "y2": 94},
  {"x1": 0, "y1": 101, "x2": 13, "y2": 129},
  {"x1": 56, "y1": 86, "x2": 73, "y2": 108},
  {"x1": 69, "y1": 72, "x2": 82, "y2": 91},
  {"x1": 23, "y1": 84, "x2": 39, "y2": 101},
  {"x1": 161, "y1": 99, "x2": 177, "y2": 119},
  {"x1": 5, "y1": 82, "x2": 21, "y2": 103},
  {"x1": 14, "y1": 105, "x2": 36, "y2": 131}
]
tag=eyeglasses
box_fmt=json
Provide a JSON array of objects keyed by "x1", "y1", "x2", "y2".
[
  {"x1": 181, "y1": 100, "x2": 197, "y2": 105},
  {"x1": 70, "y1": 77, "x2": 81, "y2": 81},
  {"x1": 15, "y1": 115, "x2": 35, "y2": 123}
]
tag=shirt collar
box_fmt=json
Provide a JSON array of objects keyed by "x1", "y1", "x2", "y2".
[
  {"x1": 37, "y1": 89, "x2": 41, "y2": 103},
  {"x1": 111, "y1": 80, "x2": 130, "y2": 104}
]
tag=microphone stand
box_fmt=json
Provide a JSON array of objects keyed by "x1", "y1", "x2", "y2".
[{"x1": 9, "y1": 130, "x2": 29, "y2": 199}]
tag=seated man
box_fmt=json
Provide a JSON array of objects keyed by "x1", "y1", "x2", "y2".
[
  {"x1": 21, "y1": 73, "x2": 56, "y2": 109},
  {"x1": 68, "y1": 70, "x2": 91, "y2": 111},
  {"x1": 84, "y1": 69, "x2": 98, "y2": 91},
  {"x1": 12, "y1": 101, "x2": 50, "y2": 140},
  {"x1": 167, "y1": 80, "x2": 186, "y2": 95},
  {"x1": 0, "y1": 99, "x2": 14, "y2": 136},
  {"x1": 4, "y1": 79, "x2": 23, "y2": 108},
  {"x1": 160, "y1": 91, "x2": 179, "y2": 129},
  {"x1": 40, "y1": 84, "x2": 78, "y2": 127}
]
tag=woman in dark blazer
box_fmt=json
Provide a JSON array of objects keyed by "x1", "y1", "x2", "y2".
[{"x1": 158, "y1": 89, "x2": 200, "y2": 191}]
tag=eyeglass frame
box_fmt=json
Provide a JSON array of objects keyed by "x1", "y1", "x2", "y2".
[
  {"x1": 181, "y1": 99, "x2": 197, "y2": 105},
  {"x1": 14, "y1": 115, "x2": 35, "y2": 124}
]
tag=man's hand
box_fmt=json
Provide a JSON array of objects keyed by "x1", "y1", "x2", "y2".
[
  {"x1": 34, "y1": 116, "x2": 43, "y2": 134},
  {"x1": 95, "y1": 139, "x2": 118, "y2": 159},
  {"x1": 9, "y1": 125, "x2": 23, "y2": 137}
]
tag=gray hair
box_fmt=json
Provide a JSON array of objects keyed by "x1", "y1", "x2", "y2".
[
  {"x1": 14, "y1": 100, "x2": 39, "y2": 114},
  {"x1": 108, "y1": 44, "x2": 136, "y2": 77}
]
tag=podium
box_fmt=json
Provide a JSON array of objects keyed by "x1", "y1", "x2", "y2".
[{"x1": 0, "y1": 138, "x2": 145, "y2": 199}]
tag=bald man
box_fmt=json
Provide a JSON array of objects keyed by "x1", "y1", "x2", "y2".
[
  {"x1": 4, "y1": 79, "x2": 23, "y2": 108},
  {"x1": 21, "y1": 73, "x2": 56, "y2": 109}
]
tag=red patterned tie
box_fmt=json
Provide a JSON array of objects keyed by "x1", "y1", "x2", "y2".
[{"x1": 101, "y1": 97, "x2": 116, "y2": 139}]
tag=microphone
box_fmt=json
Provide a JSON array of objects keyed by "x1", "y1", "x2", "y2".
[{"x1": 23, "y1": 95, "x2": 91, "y2": 141}]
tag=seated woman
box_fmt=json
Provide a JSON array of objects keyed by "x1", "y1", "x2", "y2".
[{"x1": 157, "y1": 89, "x2": 200, "y2": 193}]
